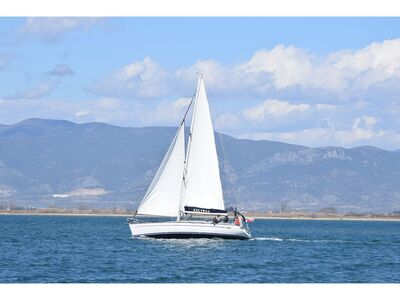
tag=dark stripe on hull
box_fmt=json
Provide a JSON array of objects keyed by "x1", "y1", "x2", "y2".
[
  {"x1": 140, "y1": 232, "x2": 249, "y2": 240},
  {"x1": 184, "y1": 206, "x2": 227, "y2": 215}
]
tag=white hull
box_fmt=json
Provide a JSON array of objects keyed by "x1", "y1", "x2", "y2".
[{"x1": 129, "y1": 221, "x2": 251, "y2": 240}]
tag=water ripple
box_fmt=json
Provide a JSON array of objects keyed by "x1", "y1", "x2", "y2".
[{"x1": 1, "y1": 215, "x2": 399, "y2": 283}]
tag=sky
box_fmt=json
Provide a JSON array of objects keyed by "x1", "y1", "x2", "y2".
[{"x1": 0, "y1": 17, "x2": 400, "y2": 150}]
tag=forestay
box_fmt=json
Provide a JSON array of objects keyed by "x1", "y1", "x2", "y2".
[{"x1": 137, "y1": 124, "x2": 185, "y2": 217}]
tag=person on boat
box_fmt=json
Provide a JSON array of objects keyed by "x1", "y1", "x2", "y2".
[
  {"x1": 234, "y1": 214, "x2": 240, "y2": 226},
  {"x1": 223, "y1": 215, "x2": 229, "y2": 223},
  {"x1": 212, "y1": 215, "x2": 221, "y2": 224}
]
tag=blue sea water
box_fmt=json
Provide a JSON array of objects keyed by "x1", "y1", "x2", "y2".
[{"x1": 1, "y1": 215, "x2": 399, "y2": 283}]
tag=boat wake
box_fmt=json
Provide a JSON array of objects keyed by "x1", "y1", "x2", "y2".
[
  {"x1": 134, "y1": 236, "x2": 226, "y2": 249},
  {"x1": 252, "y1": 237, "x2": 284, "y2": 241},
  {"x1": 252, "y1": 237, "x2": 347, "y2": 243}
]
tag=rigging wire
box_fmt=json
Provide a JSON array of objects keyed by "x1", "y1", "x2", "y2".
[{"x1": 177, "y1": 92, "x2": 196, "y2": 221}]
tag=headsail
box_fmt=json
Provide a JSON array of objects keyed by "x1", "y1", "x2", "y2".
[
  {"x1": 182, "y1": 76, "x2": 225, "y2": 211},
  {"x1": 137, "y1": 124, "x2": 185, "y2": 217}
]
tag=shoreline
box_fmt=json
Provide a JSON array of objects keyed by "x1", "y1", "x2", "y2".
[
  {"x1": 0, "y1": 210, "x2": 132, "y2": 218},
  {"x1": 1, "y1": 210, "x2": 400, "y2": 221},
  {"x1": 252, "y1": 216, "x2": 400, "y2": 222}
]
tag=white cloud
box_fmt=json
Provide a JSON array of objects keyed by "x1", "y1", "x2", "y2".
[
  {"x1": 238, "y1": 45, "x2": 313, "y2": 89},
  {"x1": 240, "y1": 115, "x2": 397, "y2": 149},
  {"x1": 92, "y1": 57, "x2": 170, "y2": 99},
  {"x1": 176, "y1": 60, "x2": 240, "y2": 94},
  {"x1": 244, "y1": 99, "x2": 311, "y2": 121},
  {"x1": 176, "y1": 59, "x2": 273, "y2": 98},
  {"x1": 142, "y1": 97, "x2": 192, "y2": 125},
  {"x1": 238, "y1": 38, "x2": 400, "y2": 93},
  {"x1": 92, "y1": 38, "x2": 400, "y2": 102},
  {"x1": 18, "y1": 17, "x2": 102, "y2": 42},
  {"x1": 329, "y1": 39, "x2": 400, "y2": 88},
  {"x1": 74, "y1": 110, "x2": 89, "y2": 118},
  {"x1": 212, "y1": 99, "x2": 342, "y2": 135},
  {"x1": 337, "y1": 117, "x2": 383, "y2": 144},
  {"x1": 362, "y1": 116, "x2": 377, "y2": 129}
]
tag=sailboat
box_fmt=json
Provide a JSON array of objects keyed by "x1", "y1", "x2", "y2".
[{"x1": 128, "y1": 75, "x2": 252, "y2": 240}]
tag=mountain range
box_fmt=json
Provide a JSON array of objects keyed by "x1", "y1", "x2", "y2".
[{"x1": 1, "y1": 118, "x2": 400, "y2": 213}]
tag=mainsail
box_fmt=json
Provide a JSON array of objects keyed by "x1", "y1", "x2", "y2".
[
  {"x1": 137, "y1": 124, "x2": 185, "y2": 217},
  {"x1": 181, "y1": 76, "x2": 225, "y2": 211}
]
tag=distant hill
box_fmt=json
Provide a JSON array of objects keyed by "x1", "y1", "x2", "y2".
[{"x1": 1, "y1": 118, "x2": 400, "y2": 213}]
